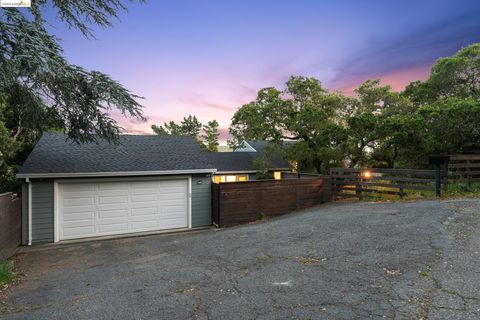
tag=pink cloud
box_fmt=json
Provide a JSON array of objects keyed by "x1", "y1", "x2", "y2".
[{"x1": 336, "y1": 65, "x2": 431, "y2": 95}]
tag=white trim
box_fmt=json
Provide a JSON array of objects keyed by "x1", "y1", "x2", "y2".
[
  {"x1": 16, "y1": 168, "x2": 216, "y2": 179},
  {"x1": 53, "y1": 181, "x2": 59, "y2": 243},
  {"x1": 188, "y1": 176, "x2": 192, "y2": 229},
  {"x1": 56, "y1": 175, "x2": 192, "y2": 184},
  {"x1": 235, "y1": 140, "x2": 257, "y2": 152},
  {"x1": 27, "y1": 178, "x2": 32, "y2": 246}
]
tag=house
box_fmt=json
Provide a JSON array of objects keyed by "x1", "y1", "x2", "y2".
[
  {"x1": 16, "y1": 132, "x2": 216, "y2": 245},
  {"x1": 206, "y1": 140, "x2": 291, "y2": 183}
]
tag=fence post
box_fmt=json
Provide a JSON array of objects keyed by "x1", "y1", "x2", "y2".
[
  {"x1": 356, "y1": 172, "x2": 363, "y2": 200},
  {"x1": 217, "y1": 183, "x2": 221, "y2": 227},
  {"x1": 435, "y1": 165, "x2": 442, "y2": 197},
  {"x1": 443, "y1": 161, "x2": 449, "y2": 192}
]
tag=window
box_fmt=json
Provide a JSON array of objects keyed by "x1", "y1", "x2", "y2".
[
  {"x1": 212, "y1": 175, "x2": 249, "y2": 183},
  {"x1": 273, "y1": 171, "x2": 282, "y2": 180},
  {"x1": 225, "y1": 175, "x2": 237, "y2": 182}
]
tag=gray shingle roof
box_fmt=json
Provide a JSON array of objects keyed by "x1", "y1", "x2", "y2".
[
  {"x1": 206, "y1": 152, "x2": 290, "y2": 172},
  {"x1": 17, "y1": 132, "x2": 216, "y2": 177}
]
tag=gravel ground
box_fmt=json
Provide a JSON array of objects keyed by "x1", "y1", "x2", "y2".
[{"x1": 1, "y1": 199, "x2": 479, "y2": 319}]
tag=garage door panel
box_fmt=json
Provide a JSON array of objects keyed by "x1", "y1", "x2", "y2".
[
  {"x1": 63, "y1": 219, "x2": 94, "y2": 228},
  {"x1": 131, "y1": 206, "x2": 157, "y2": 216},
  {"x1": 160, "y1": 186, "x2": 187, "y2": 193},
  {"x1": 59, "y1": 179, "x2": 189, "y2": 240},
  {"x1": 160, "y1": 194, "x2": 187, "y2": 201},
  {"x1": 97, "y1": 222, "x2": 128, "y2": 233},
  {"x1": 62, "y1": 205, "x2": 95, "y2": 214},
  {"x1": 62, "y1": 184, "x2": 95, "y2": 193},
  {"x1": 97, "y1": 182, "x2": 129, "y2": 191},
  {"x1": 161, "y1": 199, "x2": 187, "y2": 207},
  {"x1": 131, "y1": 193, "x2": 158, "y2": 202},
  {"x1": 130, "y1": 219, "x2": 159, "y2": 230},
  {"x1": 63, "y1": 197, "x2": 95, "y2": 207},
  {"x1": 98, "y1": 195, "x2": 128, "y2": 205},
  {"x1": 97, "y1": 209, "x2": 128, "y2": 219},
  {"x1": 161, "y1": 220, "x2": 187, "y2": 228},
  {"x1": 63, "y1": 211, "x2": 94, "y2": 221},
  {"x1": 130, "y1": 181, "x2": 158, "y2": 190},
  {"x1": 63, "y1": 226, "x2": 96, "y2": 238}
]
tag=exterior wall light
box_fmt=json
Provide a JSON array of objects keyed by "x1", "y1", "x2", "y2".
[{"x1": 362, "y1": 171, "x2": 372, "y2": 179}]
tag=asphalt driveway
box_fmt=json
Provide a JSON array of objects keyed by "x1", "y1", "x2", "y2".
[{"x1": 1, "y1": 199, "x2": 479, "y2": 319}]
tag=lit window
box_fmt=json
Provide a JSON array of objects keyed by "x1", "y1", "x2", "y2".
[
  {"x1": 238, "y1": 175, "x2": 247, "y2": 182},
  {"x1": 274, "y1": 171, "x2": 281, "y2": 180},
  {"x1": 226, "y1": 175, "x2": 237, "y2": 182}
]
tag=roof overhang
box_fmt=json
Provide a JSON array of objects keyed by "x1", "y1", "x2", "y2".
[
  {"x1": 16, "y1": 168, "x2": 217, "y2": 179},
  {"x1": 213, "y1": 168, "x2": 290, "y2": 175}
]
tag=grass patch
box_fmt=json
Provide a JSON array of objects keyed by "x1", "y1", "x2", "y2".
[
  {"x1": 0, "y1": 260, "x2": 16, "y2": 287},
  {"x1": 258, "y1": 213, "x2": 269, "y2": 221},
  {"x1": 344, "y1": 181, "x2": 480, "y2": 202},
  {"x1": 443, "y1": 182, "x2": 480, "y2": 198}
]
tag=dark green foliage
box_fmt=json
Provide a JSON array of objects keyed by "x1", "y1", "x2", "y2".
[
  {"x1": 252, "y1": 156, "x2": 274, "y2": 179},
  {"x1": 152, "y1": 115, "x2": 220, "y2": 151},
  {"x1": 202, "y1": 120, "x2": 220, "y2": 152},
  {"x1": 229, "y1": 76, "x2": 349, "y2": 173},
  {"x1": 0, "y1": 1, "x2": 145, "y2": 192}
]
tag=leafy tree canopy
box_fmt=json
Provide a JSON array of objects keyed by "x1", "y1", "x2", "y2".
[
  {"x1": 229, "y1": 76, "x2": 350, "y2": 173},
  {"x1": 404, "y1": 43, "x2": 480, "y2": 104},
  {"x1": 0, "y1": 0, "x2": 144, "y2": 192},
  {"x1": 0, "y1": 0, "x2": 145, "y2": 143},
  {"x1": 152, "y1": 115, "x2": 220, "y2": 152}
]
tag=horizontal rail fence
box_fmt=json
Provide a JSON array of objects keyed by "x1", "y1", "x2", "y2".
[
  {"x1": 281, "y1": 172, "x2": 326, "y2": 179},
  {"x1": 212, "y1": 177, "x2": 332, "y2": 227},
  {"x1": 448, "y1": 154, "x2": 480, "y2": 184},
  {"x1": 331, "y1": 168, "x2": 446, "y2": 200},
  {"x1": 0, "y1": 193, "x2": 22, "y2": 261}
]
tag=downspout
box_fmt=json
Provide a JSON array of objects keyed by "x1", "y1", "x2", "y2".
[{"x1": 26, "y1": 178, "x2": 32, "y2": 246}]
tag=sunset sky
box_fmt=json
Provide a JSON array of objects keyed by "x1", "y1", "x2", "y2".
[{"x1": 45, "y1": 0, "x2": 480, "y2": 141}]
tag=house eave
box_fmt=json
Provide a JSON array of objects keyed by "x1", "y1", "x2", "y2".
[
  {"x1": 16, "y1": 168, "x2": 217, "y2": 179},
  {"x1": 214, "y1": 168, "x2": 290, "y2": 174}
]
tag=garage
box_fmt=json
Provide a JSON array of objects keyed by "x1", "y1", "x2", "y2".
[
  {"x1": 58, "y1": 178, "x2": 189, "y2": 240},
  {"x1": 18, "y1": 133, "x2": 216, "y2": 244}
]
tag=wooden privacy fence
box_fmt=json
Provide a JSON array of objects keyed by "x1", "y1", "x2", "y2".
[
  {"x1": 448, "y1": 154, "x2": 480, "y2": 184},
  {"x1": 212, "y1": 177, "x2": 332, "y2": 227},
  {"x1": 0, "y1": 192, "x2": 22, "y2": 261},
  {"x1": 331, "y1": 168, "x2": 446, "y2": 200}
]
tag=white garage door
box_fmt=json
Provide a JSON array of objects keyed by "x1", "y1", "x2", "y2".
[{"x1": 58, "y1": 179, "x2": 188, "y2": 240}]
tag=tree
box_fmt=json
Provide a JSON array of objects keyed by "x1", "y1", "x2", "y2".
[
  {"x1": 0, "y1": 1, "x2": 145, "y2": 143},
  {"x1": 202, "y1": 120, "x2": 220, "y2": 152},
  {"x1": 229, "y1": 76, "x2": 348, "y2": 173},
  {"x1": 252, "y1": 156, "x2": 274, "y2": 179},
  {"x1": 152, "y1": 115, "x2": 202, "y2": 139},
  {"x1": 0, "y1": 101, "x2": 21, "y2": 192},
  {"x1": 152, "y1": 115, "x2": 220, "y2": 151},
  {"x1": 344, "y1": 79, "x2": 416, "y2": 168},
  {"x1": 404, "y1": 43, "x2": 480, "y2": 104},
  {"x1": 397, "y1": 43, "x2": 480, "y2": 167}
]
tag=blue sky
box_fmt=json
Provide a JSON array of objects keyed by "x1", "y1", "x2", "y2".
[{"x1": 43, "y1": 0, "x2": 480, "y2": 139}]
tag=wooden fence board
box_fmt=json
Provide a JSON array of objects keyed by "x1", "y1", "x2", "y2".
[
  {"x1": 0, "y1": 193, "x2": 22, "y2": 261},
  {"x1": 212, "y1": 176, "x2": 332, "y2": 227},
  {"x1": 331, "y1": 167, "x2": 443, "y2": 199}
]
